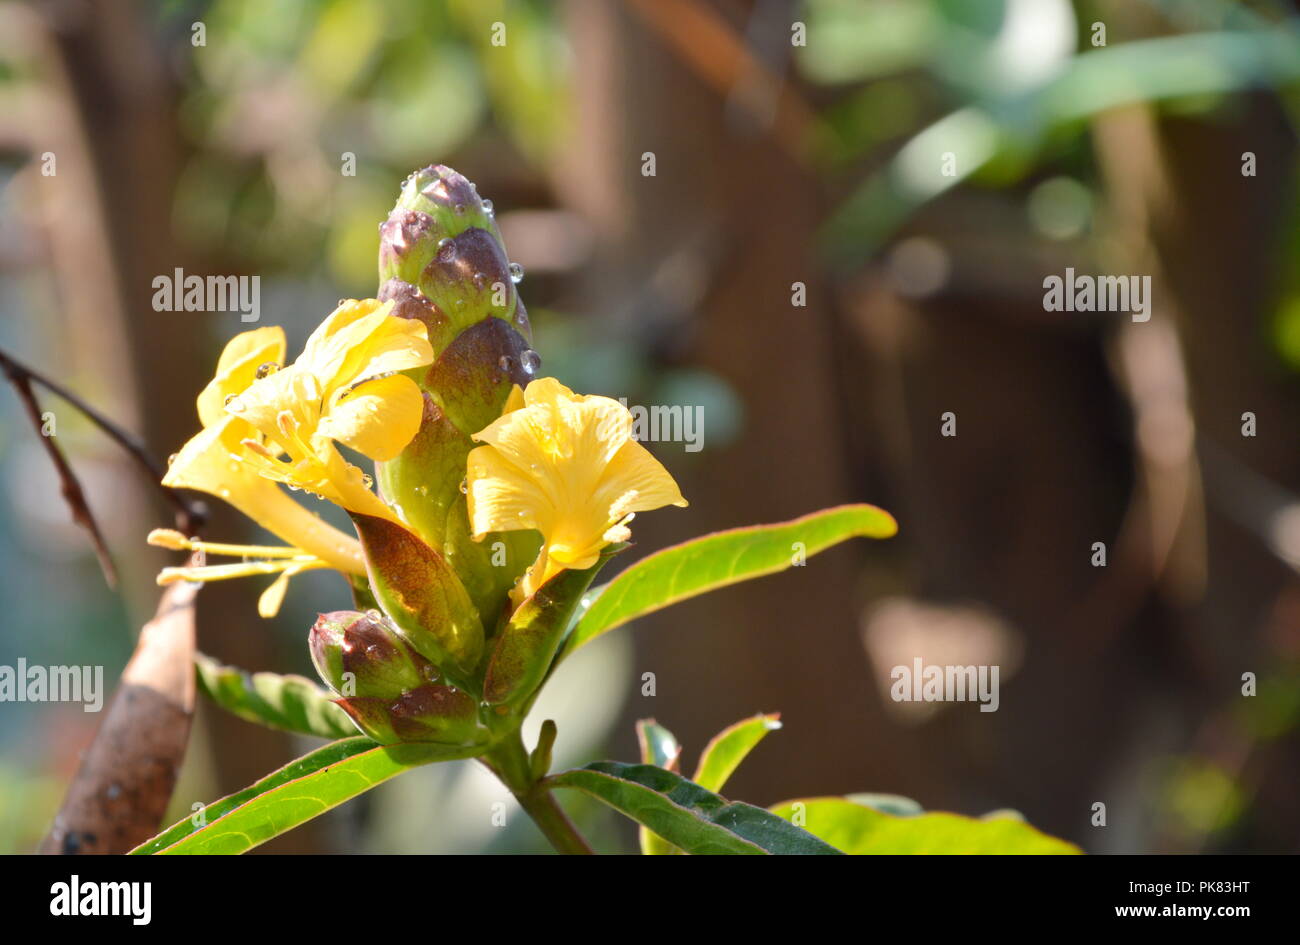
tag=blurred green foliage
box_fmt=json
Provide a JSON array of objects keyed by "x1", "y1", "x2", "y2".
[{"x1": 165, "y1": 0, "x2": 569, "y2": 290}]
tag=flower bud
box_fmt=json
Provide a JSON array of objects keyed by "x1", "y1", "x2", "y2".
[
  {"x1": 309, "y1": 610, "x2": 489, "y2": 746},
  {"x1": 374, "y1": 165, "x2": 540, "y2": 626},
  {"x1": 377, "y1": 164, "x2": 530, "y2": 357},
  {"x1": 308, "y1": 610, "x2": 436, "y2": 700},
  {"x1": 335, "y1": 683, "x2": 483, "y2": 745}
]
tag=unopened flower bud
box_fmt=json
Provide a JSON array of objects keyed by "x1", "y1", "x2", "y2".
[
  {"x1": 335, "y1": 682, "x2": 482, "y2": 745},
  {"x1": 308, "y1": 610, "x2": 435, "y2": 700}
]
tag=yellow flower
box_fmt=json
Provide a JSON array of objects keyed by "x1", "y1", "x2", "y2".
[
  {"x1": 230, "y1": 298, "x2": 432, "y2": 521},
  {"x1": 466, "y1": 378, "x2": 687, "y2": 604},
  {"x1": 155, "y1": 300, "x2": 432, "y2": 616}
]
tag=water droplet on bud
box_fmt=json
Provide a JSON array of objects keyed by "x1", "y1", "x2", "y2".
[
  {"x1": 437, "y1": 238, "x2": 456, "y2": 262},
  {"x1": 508, "y1": 262, "x2": 525, "y2": 284},
  {"x1": 520, "y1": 349, "x2": 541, "y2": 374},
  {"x1": 498, "y1": 355, "x2": 515, "y2": 373},
  {"x1": 482, "y1": 199, "x2": 494, "y2": 214}
]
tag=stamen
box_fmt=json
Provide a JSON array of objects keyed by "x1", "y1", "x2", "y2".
[
  {"x1": 147, "y1": 528, "x2": 191, "y2": 551},
  {"x1": 156, "y1": 557, "x2": 318, "y2": 585},
  {"x1": 148, "y1": 529, "x2": 312, "y2": 560},
  {"x1": 241, "y1": 438, "x2": 278, "y2": 460}
]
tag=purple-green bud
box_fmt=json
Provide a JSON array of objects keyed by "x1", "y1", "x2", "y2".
[
  {"x1": 335, "y1": 683, "x2": 483, "y2": 745},
  {"x1": 377, "y1": 164, "x2": 530, "y2": 356},
  {"x1": 308, "y1": 610, "x2": 437, "y2": 700},
  {"x1": 310, "y1": 610, "x2": 489, "y2": 746}
]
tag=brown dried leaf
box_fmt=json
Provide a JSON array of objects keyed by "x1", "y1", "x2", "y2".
[{"x1": 39, "y1": 580, "x2": 199, "y2": 854}]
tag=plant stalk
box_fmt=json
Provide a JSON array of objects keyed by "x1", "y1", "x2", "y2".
[{"x1": 484, "y1": 730, "x2": 593, "y2": 855}]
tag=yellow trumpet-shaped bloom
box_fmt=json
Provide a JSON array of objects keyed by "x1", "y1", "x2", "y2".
[
  {"x1": 228, "y1": 299, "x2": 433, "y2": 521},
  {"x1": 466, "y1": 377, "x2": 688, "y2": 605},
  {"x1": 156, "y1": 300, "x2": 432, "y2": 616}
]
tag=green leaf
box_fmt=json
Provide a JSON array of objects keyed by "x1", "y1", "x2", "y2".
[
  {"x1": 350, "y1": 512, "x2": 484, "y2": 681},
  {"x1": 769, "y1": 797, "x2": 1082, "y2": 854},
  {"x1": 693, "y1": 713, "x2": 782, "y2": 794},
  {"x1": 635, "y1": 720, "x2": 682, "y2": 855},
  {"x1": 547, "y1": 762, "x2": 842, "y2": 855},
  {"x1": 846, "y1": 792, "x2": 924, "y2": 817},
  {"x1": 636, "y1": 719, "x2": 682, "y2": 771},
  {"x1": 131, "y1": 737, "x2": 474, "y2": 855},
  {"x1": 195, "y1": 653, "x2": 356, "y2": 740},
  {"x1": 561, "y1": 504, "x2": 896, "y2": 660}
]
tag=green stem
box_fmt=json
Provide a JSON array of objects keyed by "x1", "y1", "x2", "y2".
[{"x1": 484, "y1": 730, "x2": 593, "y2": 855}]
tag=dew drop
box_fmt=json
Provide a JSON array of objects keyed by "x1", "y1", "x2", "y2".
[
  {"x1": 520, "y1": 349, "x2": 541, "y2": 374},
  {"x1": 365, "y1": 609, "x2": 382, "y2": 623},
  {"x1": 481, "y1": 199, "x2": 494, "y2": 214},
  {"x1": 255, "y1": 361, "x2": 280, "y2": 379},
  {"x1": 167, "y1": 453, "x2": 178, "y2": 467},
  {"x1": 508, "y1": 262, "x2": 525, "y2": 284},
  {"x1": 437, "y1": 237, "x2": 456, "y2": 262},
  {"x1": 458, "y1": 478, "x2": 468, "y2": 495},
  {"x1": 224, "y1": 394, "x2": 245, "y2": 412}
]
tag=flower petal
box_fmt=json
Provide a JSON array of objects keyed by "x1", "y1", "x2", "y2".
[
  {"x1": 466, "y1": 444, "x2": 554, "y2": 539},
  {"x1": 317, "y1": 373, "x2": 424, "y2": 462},
  {"x1": 196, "y1": 326, "x2": 286, "y2": 427},
  {"x1": 598, "y1": 439, "x2": 690, "y2": 521},
  {"x1": 301, "y1": 299, "x2": 432, "y2": 394}
]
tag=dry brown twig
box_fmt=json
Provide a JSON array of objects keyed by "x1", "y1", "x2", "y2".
[{"x1": 0, "y1": 347, "x2": 206, "y2": 576}]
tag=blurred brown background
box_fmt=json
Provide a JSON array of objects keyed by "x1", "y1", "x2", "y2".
[{"x1": 1, "y1": 0, "x2": 1297, "y2": 853}]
